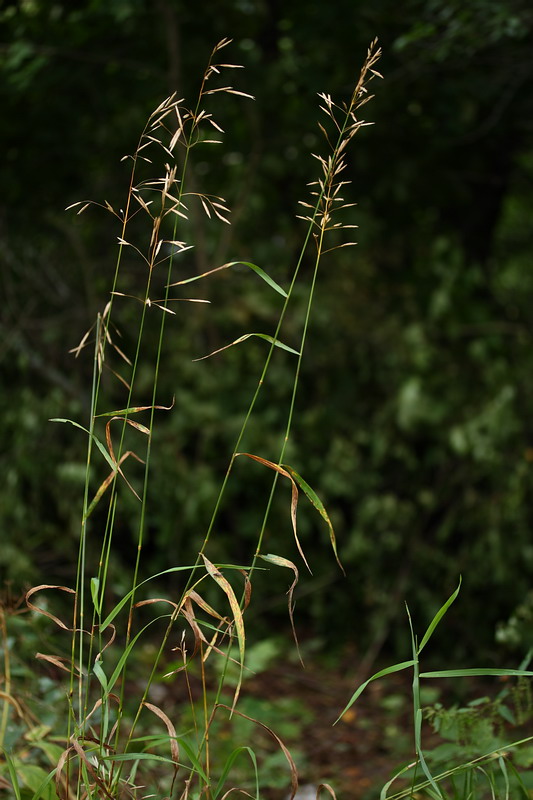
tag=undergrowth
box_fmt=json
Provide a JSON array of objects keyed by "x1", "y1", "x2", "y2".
[{"x1": 1, "y1": 36, "x2": 533, "y2": 800}]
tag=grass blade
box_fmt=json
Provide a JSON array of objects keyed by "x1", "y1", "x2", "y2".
[
  {"x1": 213, "y1": 746, "x2": 258, "y2": 799},
  {"x1": 193, "y1": 333, "x2": 299, "y2": 361},
  {"x1": 1, "y1": 750, "x2": 22, "y2": 800},
  {"x1": 49, "y1": 418, "x2": 115, "y2": 471},
  {"x1": 259, "y1": 554, "x2": 302, "y2": 664},
  {"x1": 420, "y1": 668, "x2": 533, "y2": 678},
  {"x1": 335, "y1": 660, "x2": 415, "y2": 724},
  {"x1": 202, "y1": 555, "x2": 246, "y2": 710},
  {"x1": 169, "y1": 260, "x2": 287, "y2": 297},
  {"x1": 418, "y1": 577, "x2": 461, "y2": 654},
  {"x1": 283, "y1": 465, "x2": 344, "y2": 574}
]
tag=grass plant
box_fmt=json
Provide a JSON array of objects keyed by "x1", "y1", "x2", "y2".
[
  {"x1": 2, "y1": 38, "x2": 382, "y2": 800},
  {"x1": 2, "y1": 34, "x2": 532, "y2": 800}
]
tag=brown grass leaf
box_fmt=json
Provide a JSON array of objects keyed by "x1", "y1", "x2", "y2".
[
  {"x1": 85, "y1": 449, "x2": 144, "y2": 519},
  {"x1": 317, "y1": 785, "x2": 337, "y2": 799},
  {"x1": 187, "y1": 590, "x2": 227, "y2": 622},
  {"x1": 142, "y1": 701, "x2": 180, "y2": 771},
  {"x1": 105, "y1": 416, "x2": 148, "y2": 486},
  {"x1": 70, "y1": 738, "x2": 115, "y2": 799},
  {"x1": 134, "y1": 597, "x2": 179, "y2": 612},
  {"x1": 35, "y1": 653, "x2": 80, "y2": 676},
  {"x1": 240, "y1": 570, "x2": 252, "y2": 612},
  {"x1": 216, "y1": 704, "x2": 298, "y2": 799},
  {"x1": 95, "y1": 623, "x2": 116, "y2": 660},
  {"x1": 170, "y1": 594, "x2": 238, "y2": 675},
  {"x1": 0, "y1": 690, "x2": 23, "y2": 717},
  {"x1": 96, "y1": 399, "x2": 174, "y2": 418},
  {"x1": 69, "y1": 321, "x2": 95, "y2": 358},
  {"x1": 201, "y1": 555, "x2": 245, "y2": 710},
  {"x1": 55, "y1": 745, "x2": 75, "y2": 800},
  {"x1": 26, "y1": 585, "x2": 75, "y2": 630},
  {"x1": 175, "y1": 598, "x2": 204, "y2": 664}
]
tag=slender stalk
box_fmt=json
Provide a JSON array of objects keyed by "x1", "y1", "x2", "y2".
[{"x1": 0, "y1": 606, "x2": 10, "y2": 747}]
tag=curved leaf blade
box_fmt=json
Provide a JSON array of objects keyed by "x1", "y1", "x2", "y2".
[{"x1": 193, "y1": 333, "x2": 299, "y2": 361}]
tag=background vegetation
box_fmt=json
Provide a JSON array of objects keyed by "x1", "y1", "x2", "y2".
[{"x1": 2, "y1": 0, "x2": 533, "y2": 670}]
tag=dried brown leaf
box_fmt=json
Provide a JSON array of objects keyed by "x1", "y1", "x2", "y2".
[
  {"x1": 35, "y1": 653, "x2": 80, "y2": 675},
  {"x1": 142, "y1": 701, "x2": 180, "y2": 769},
  {"x1": 235, "y1": 454, "x2": 312, "y2": 573},
  {"x1": 26, "y1": 585, "x2": 75, "y2": 630},
  {"x1": 317, "y1": 785, "x2": 337, "y2": 799},
  {"x1": 259, "y1": 554, "x2": 302, "y2": 665},
  {"x1": 201, "y1": 555, "x2": 245, "y2": 710}
]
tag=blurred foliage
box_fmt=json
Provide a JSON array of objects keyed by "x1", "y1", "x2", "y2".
[{"x1": 2, "y1": 0, "x2": 533, "y2": 663}]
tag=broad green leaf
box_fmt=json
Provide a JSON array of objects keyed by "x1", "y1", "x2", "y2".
[
  {"x1": 230, "y1": 261, "x2": 287, "y2": 296},
  {"x1": 31, "y1": 742, "x2": 64, "y2": 766},
  {"x1": 379, "y1": 760, "x2": 418, "y2": 800},
  {"x1": 415, "y1": 709, "x2": 443, "y2": 799},
  {"x1": 129, "y1": 732, "x2": 191, "y2": 746},
  {"x1": 335, "y1": 660, "x2": 415, "y2": 723},
  {"x1": 418, "y1": 577, "x2": 461, "y2": 654}
]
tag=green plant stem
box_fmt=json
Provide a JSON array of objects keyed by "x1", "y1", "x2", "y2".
[{"x1": 0, "y1": 606, "x2": 10, "y2": 747}]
